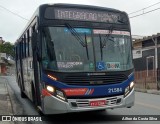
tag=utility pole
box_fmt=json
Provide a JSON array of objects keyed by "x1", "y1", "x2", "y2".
[{"x1": 152, "y1": 36, "x2": 158, "y2": 90}]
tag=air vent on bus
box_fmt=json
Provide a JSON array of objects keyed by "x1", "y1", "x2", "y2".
[{"x1": 63, "y1": 74, "x2": 127, "y2": 85}]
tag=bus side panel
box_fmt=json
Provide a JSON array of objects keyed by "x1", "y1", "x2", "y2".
[
  {"x1": 22, "y1": 58, "x2": 28, "y2": 93},
  {"x1": 19, "y1": 42, "x2": 25, "y2": 91},
  {"x1": 26, "y1": 57, "x2": 35, "y2": 100}
]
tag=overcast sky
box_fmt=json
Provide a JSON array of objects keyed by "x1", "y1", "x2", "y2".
[{"x1": 0, "y1": 0, "x2": 160, "y2": 43}]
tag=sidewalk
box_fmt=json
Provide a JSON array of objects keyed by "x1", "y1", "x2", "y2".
[
  {"x1": 135, "y1": 88, "x2": 160, "y2": 95},
  {"x1": 0, "y1": 77, "x2": 14, "y2": 124}
]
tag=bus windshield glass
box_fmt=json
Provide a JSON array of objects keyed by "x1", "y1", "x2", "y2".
[{"x1": 42, "y1": 27, "x2": 133, "y2": 72}]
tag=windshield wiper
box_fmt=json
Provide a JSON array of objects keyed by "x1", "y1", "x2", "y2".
[
  {"x1": 102, "y1": 25, "x2": 114, "y2": 48},
  {"x1": 65, "y1": 23, "x2": 86, "y2": 47},
  {"x1": 84, "y1": 33, "x2": 89, "y2": 60},
  {"x1": 99, "y1": 34, "x2": 103, "y2": 60},
  {"x1": 65, "y1": 23, "x2": 89, "y2": 60}
]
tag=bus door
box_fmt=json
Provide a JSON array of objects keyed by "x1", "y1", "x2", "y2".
[
  {"x1": 19, "y1": 41, "x2": 25, "y2": 91},
  {"x1": 31, "y1": 24, "x2": 42, "y2": 106}
]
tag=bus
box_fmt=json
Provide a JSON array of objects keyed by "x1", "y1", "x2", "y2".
[{"x1": 15, "y1": 3, "x2": 135, "y2": 114}]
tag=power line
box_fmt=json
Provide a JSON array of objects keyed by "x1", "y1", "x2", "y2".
[
  {"x1": 0, "y1": 5, "x2": 29, "y2": 21},
  {"x1": 130, "y1": 7, "x2": 160, "y2": 18},
  {"x1": 0, "y1": 3, "x2": 159, "y2": 21},
  {"x1": 129, "y1": 1, "x2": 160, "y2": 15}
]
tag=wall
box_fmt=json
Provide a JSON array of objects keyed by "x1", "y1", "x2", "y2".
[{"x1": 133, "y1": 49, "x2": 155, "y2": 71}]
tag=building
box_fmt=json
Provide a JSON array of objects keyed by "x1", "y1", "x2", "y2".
[
  {"x1": 0, "y1": 37, "x2": 7, "y2": 75},
  {"x1": 132, "y1": 35, "x2": 144, "y2": 42},
  {"x1": 133, "y1": 33, "x2": 160, "y2": 90},
  {"x1": 133, "y1": 33, "x2": 160, "y2": 71}
]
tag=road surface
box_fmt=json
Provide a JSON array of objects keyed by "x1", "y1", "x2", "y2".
[{"x1": 4, "y1": 76, "x2": 160, "y2": 124}]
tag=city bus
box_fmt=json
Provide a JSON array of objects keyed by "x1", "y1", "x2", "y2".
[{"x1": 15, "y1": 3, "x2": 135, "y2": 114}]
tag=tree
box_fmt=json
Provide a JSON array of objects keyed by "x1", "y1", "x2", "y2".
[{"x1": 0, "y1": 42, "x2": 14, "y2": 59}]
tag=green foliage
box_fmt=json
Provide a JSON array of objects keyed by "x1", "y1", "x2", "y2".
[{"x1": 0, "y1": 42, "x2": 14, "y2": 59}]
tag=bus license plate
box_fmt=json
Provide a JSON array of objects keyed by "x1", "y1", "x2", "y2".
[{"x1": 90, "y1": 100, "x2": 106, "y2": 106}]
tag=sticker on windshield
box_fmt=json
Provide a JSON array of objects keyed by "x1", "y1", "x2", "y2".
[
  {"x1": 106, "y1": 62, "x2": 120, "y2": 70},
  {"x1": 57, "y1": 62, "x2": 83, "y2": 69},
  {"x1": 89, "y1": 62, "x2": 94, "y2": 69},
  {"x1": 64, "y1": 28, "x2": 91, "y2": 34},
  {"x1": 96, "y1": 62, "x2": 105, "y2": 70},
  {"x1": 93, "y1": 29, "x2": 130, "y2": 36}
]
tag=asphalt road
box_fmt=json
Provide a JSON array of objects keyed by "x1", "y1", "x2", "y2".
[{"x1": 4, "y1": 76, "x2": 160, "y2": 124}]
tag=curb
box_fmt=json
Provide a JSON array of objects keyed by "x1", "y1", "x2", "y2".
[
  {"x1": 135, "y1": 88, "x2": 160, "y2": 95},
  {"x1": 0, "y1": 77, "x2": 14, "y2": 124},
  {"x1": 5, "y1": 78, "x2": 25, "y2": 115},
  {"x1": 0, "y1": 76, "x2": 28, "y2": 124}
]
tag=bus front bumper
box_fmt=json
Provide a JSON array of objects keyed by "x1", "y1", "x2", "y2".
[{"x1": 43, "y1": 88, "x2": 135, "y2": 114}]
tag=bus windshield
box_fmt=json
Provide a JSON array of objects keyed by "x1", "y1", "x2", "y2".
[{"x1": 42, "y1": 26, "x2": 133, "y2": 72}]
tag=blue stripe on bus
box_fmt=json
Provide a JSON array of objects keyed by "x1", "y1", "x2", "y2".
[{"x1": 42, "y1": 73, "x2": 134, "y2": 97}]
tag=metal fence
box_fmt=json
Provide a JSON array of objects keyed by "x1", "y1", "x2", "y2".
[{"x1": 135, "y1": 70, "x2": 160, "y2": 90}]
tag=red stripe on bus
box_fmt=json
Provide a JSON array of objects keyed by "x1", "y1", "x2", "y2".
[
  {"x1": 41, "y1": 89, "x2": 52, "y2": 97},
  {"x1": 90, "y1": 89, "x2": 94, "y2": 95},
  {"x1": 63, "y1": 88, "x2": 88, "y2": 96}
]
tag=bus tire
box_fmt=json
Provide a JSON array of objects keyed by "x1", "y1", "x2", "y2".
[
  {"x1": 31, "y1": 83, "x2": 44, "y2": 115},
  {"x1": 32, "y1": 83, "x2": 38, "y2": 106},
  {"x1": 19, "y1": 77, "x2": 27, "y2": 98},
  {"x1": 20, "y1": 90, "x2": 27, "y2": 98}
]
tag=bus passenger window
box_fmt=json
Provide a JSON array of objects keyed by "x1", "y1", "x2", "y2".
[{"x1": 27, "y1": 30, "x2": 29, "y2": 57}]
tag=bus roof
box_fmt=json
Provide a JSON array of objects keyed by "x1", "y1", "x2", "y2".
[
  {"x1": 15, "y1": 3, "x2": 127, "y2": 44},
  {"x1": 40, "y1": 3, "x2": 123, "y2": 13}
]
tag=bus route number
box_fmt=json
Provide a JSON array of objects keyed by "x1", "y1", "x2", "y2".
[{"x1": 108, "y1": 88, "x2": 122, "y2": 93}]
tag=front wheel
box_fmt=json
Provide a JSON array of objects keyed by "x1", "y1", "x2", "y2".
[
  {"x1": 32, "y1": 86, "x2": 44, "y2": 115},
  {"x1": 19, "y1": 77, "x2": 27, "y2": 98},
  {"x1": 20, "y1": 90, "x2": 27, "y2": 98}
]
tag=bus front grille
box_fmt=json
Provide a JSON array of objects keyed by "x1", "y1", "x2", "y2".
[
  {"x1": 63, "y1": 74, "x2": 127, "y2": 85},
  {"x1": 69, "y1": 96, "x2": 122, "y2": 108}
]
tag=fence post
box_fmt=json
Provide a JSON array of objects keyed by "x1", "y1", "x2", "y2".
[{"x1": 145, "y1": 70, "x2": 147, "y2": 89}]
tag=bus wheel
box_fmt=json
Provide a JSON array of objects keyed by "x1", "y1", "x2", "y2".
[
  {"x1": 32, "y1": 84, "x2": 37, "y2": 105},
  {"x1": 19, "y1": 78, "x2": 27, "y2": 98},
  {"x1": 31, "y1": 84, "x2": 44, "y2": 115},
  {"x1": 20, "y1": 90, "x2": 27, "y2": 98}
]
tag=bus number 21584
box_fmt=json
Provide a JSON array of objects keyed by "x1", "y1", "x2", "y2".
[{"x1": 108, "y1": 88, "x2": 122, "y2": 93}]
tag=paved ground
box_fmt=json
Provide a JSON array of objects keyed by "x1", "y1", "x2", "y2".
[
  {"x1": 0, "y1": 77, "x2": 14, "y2": 124},
  {"x1": 0, "y1": 76, "x2": 160, "y2": 124},
  {"x1": 135, "y1": 88, "x2": 160, "y2": 95},
  {"x1": 0, "y1": 76, "x2": 27, "y2": 124}
]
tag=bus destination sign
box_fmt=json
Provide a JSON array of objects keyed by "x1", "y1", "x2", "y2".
[{"x1": 54, "y1": 8, "x2": 122, "y2": 23}]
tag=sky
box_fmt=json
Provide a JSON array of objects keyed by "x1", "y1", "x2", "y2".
[{"x1": 0, "y1": 0, "x2": 160, "y2": 43}]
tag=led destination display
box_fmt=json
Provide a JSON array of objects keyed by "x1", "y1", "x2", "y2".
[
  {"x1": 45, "y1": 7, "x2": 127, "y2": 24},
  {"x1": 54, "y1": 8, "x2": 120, "y2": 23}
]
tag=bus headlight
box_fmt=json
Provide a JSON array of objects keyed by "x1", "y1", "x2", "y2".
[
  {"x1": 125, "y1": 86, "x2": 130, "y2": 96},
  {"x1": 46, "y1": 85, "x2": 55, "y2": 93},
  {"x1": 45, "y1": 84, "x2": 67, "y2": 101},
  {"x1": 124, "y1": 81, "x2": 134, "y2": 97},
  {"x1": 130, "y1": 81, "x2": 134, "y2": 89}
]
